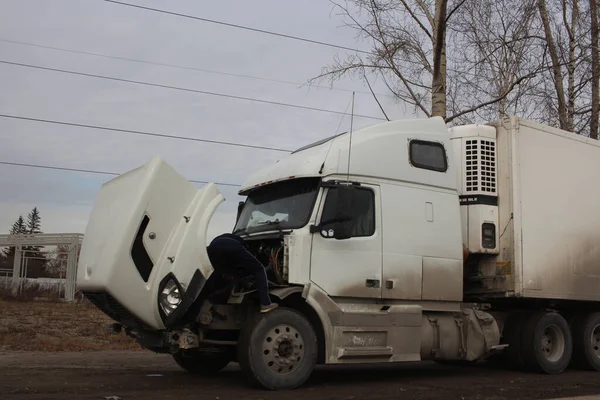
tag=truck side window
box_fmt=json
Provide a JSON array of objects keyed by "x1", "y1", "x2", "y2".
[
  {"x1": 409, "y1": 140, "x2": 448, "y2": 172},
  {"x1": 320, "y1": 187, "x2": 375, "y2": 237}
]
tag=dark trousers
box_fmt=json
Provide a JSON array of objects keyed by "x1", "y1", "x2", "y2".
[{"x1": 207, "y1": 234, "x2": 272, "y2": 306}]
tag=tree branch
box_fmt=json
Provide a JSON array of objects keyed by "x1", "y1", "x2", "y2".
[
  {"x1": 413, "y1": 0, "x2": 435, "y2": 26},
  {"x1": 446, "y1": 0, "x2": 468, "y2": 23},
  {"x1": 364, "y1": 73, "x2": 390, "y2": 120},
  {"x1": 399, "y1": 0, "x2": 433, "y2": 39},
  {"x1": 446, "y1": 70, "x2": 539, "y2": 123}
]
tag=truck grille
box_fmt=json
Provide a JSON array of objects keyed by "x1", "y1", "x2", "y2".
[
  {"x1": 83, "y1": 291, "x2": 150, "y2": 329},
  {"x1": 465, "y1": 139, "x2": 497, "y2": 194}
]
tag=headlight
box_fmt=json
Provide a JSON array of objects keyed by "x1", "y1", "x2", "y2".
[{"x1": 159, "y1": 279, "x2": 182, "y2": 316}]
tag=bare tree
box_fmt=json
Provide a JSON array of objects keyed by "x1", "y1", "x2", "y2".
[
  {"x1": 314, "y1": 0, "x2": 600, "y2": 136},
  {"x1": 448, "y1": 0, "x2": 546, "y2": 124},
  {"x1": 310, "y1": 0, "x2": 464, "y2": 120},
  {"x1": 536, "y1": 0, "x2": 592, "y2": 134},
  {"x1": 431, "y1": 0, "x2": 450, "y2": 118},
  {"x1": 590, "y1": 0, "x2": 599, "y2": 139},
  {"x1": 311, "y1": 0, "x2": 541, "y2": 123},
  {"x1": 44, "y1": 245, "x2": 72, "y2": 278}
]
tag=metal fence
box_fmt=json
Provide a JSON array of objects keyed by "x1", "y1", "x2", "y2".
[{"x1": 0, "y1": 233, "x2": 83, "y2": 301}]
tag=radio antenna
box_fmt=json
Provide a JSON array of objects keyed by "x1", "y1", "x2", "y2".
[{"x1": 346, "y1": 91, "x2": 355, "y2": 183}]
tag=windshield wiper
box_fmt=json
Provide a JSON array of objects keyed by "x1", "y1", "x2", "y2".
[
  {"x1": 256, "y1": 220, "x2": 283, "y2": 230},
  {"x1": 232, "y1": 227, "x2": 246, "y2": 235}
]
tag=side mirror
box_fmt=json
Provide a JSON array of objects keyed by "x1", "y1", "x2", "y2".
[{"x1": 236, "y1": 201, "x2": 245, "y2": 223}]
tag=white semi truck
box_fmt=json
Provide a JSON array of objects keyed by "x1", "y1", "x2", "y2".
[{"x1": 77, "y1": 115, "x2": 600, "y2": 390}]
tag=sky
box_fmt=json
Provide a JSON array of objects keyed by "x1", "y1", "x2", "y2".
[{"x1": 0, "y1": 0, "x2": 413, "y2": 242}]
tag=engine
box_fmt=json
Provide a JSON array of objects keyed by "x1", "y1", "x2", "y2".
[{"x1": 245, "y1": 238, "x2": 286, "y2": 286}]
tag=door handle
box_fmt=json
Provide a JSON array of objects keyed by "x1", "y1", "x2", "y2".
[{"x1": 365, "y1": 279, "x2": 380, "y2": 288}]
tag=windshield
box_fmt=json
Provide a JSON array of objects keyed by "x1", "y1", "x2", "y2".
[{"x1": 233, "y1": 178, "x2": 321, "y2": 235}]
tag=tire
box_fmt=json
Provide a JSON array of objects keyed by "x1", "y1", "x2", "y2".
[
  {"x1": 502, "y1": 312, "x2": 529, "y2": 370},
  {"x1": 172, "y1": 350, "x2": 231, "y2": 374},
  {"x1": 237, "y1": 307, "x2": 318, "y2": 390},
  {"x1": 570, "y1": 312, "x2": 600, "y2": 371},
  {"x1": 521, "y1": 311, "x2": 572, "y2": 374}
]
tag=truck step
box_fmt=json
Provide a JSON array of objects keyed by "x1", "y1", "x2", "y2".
[{"x1": 337, "y1": 346, "x2": 393, "y2": 359}]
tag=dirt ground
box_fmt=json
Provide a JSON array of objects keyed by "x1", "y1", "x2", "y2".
[
  {"x1": 2, "y1": 351, "x2": 600, "y2": 400},
  {"x1": 2, "y1": 300, "x2": 600, "y2": 399},
  {"x1": 0, "y1": 300, "x2": 139, "y2": 351}
]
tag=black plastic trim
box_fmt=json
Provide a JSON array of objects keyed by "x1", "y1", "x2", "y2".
[
  {"x1": 459, "y1": 195, "x2": 498, "y2": 206},
  {"x1": 482, "y1": 222, "x2": 496, "y2": 249},
  {"x1": 131, "y1": 215, "x2": 154, "y2": 282},
  {"x1": 158, "y1": 270, "x2": 207, "y2": 328},
  {"x1": 83, "y1": 291, "x2": 151, "y2": 330}
]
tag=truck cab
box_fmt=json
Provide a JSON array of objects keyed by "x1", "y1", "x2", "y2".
[{"x1": 235, "y1": 116, "x2": 465, "y2": 304}]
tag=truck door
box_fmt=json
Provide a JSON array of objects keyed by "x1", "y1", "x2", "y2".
[{"x1": 309, "y1": 183, "x2": 382, "y2": 299}]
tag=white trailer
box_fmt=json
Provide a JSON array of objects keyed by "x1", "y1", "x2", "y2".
[
  {"x1": 77, "y1": 116, "x2": 600, "y2": 390},
  {"x1": 458, "y1": 117, "x2": 600, "y2": 302}
]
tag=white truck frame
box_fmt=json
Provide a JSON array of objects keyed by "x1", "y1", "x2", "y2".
[{"x1": 77, "y1": 116, "x2": 600, "y2": 390}]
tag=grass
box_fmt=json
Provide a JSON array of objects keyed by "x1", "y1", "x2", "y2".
[
  {"x1": 0, "y1": 299, "x2": 141, "y2": 352},
  {"x1": 0, "y1": 280, "x2": 64, "y2": 302}
]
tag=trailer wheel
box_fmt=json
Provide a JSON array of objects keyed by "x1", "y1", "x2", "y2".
[
  {"x1": 570, "y1": 312, "x2": 600, "y2": 371},
  {"x1": 521, "y1": 311, "x2": 572, "y2": 374},
  {"x1": 237, "y1": 307, "x2": 318, "y2": 390},
  {"x1": 172, "y1": 350, "x2": 231, "y2": 374}
]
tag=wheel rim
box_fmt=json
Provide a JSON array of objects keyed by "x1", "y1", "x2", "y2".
[
  {"x1": 591, "y1": 324, "x2": 600, "y2": 359},
  {"x1": 540, "y1": 324, "x2": 565, "y2": 362},
  {"x1": 262, "y1": 324, "x2": 305, "y2": 375}
]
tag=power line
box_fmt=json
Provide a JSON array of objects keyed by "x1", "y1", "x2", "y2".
[
  {"x1": 0, "y1": 161, "x2": 241, "y2": 187},
  {"x1": 0, "y1": 113, "x2": 293, "y2": 153},
  {"x1": 0, "y1": 38, "x2": 392, "y2": 98},
  {"x1": 102, "y1": 0, "x2": 371, "y2": 55},
  {"x1": 0, "y1": 60, "x2": 386, "y2": 121}
]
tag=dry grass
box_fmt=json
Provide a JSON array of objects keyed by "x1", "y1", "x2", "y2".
[
  {"x1": 0, "y1": 300, "x2": 141, "y2": 352},
  {"x1": 0, "y1": 280, "x2": 64, "y2": 302}
]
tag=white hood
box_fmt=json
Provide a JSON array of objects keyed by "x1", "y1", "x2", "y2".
[{"x1": 77, "y1": 156, "x2": 224, "y2": 330}]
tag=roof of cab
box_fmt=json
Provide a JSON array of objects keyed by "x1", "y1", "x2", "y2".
[{"x1": 239, "y1": 117, "x2": 457, "y2": 194}]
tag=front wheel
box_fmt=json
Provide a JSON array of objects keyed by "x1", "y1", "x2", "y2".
[
  {"x1": 237, "y1": 307, "x2": 318, "y2": 390},
  {"x1": 172, "y1": 350, "x2": 231, "y2": 374}
]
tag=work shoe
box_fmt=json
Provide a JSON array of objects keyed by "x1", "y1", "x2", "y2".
[{"x1": 260, "y1": 303, "x2": 278, "y2": 313}]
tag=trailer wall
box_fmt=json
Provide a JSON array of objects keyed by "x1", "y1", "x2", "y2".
[{"x1": 487, "y1": 116, "x2": 600, "y2": 302}]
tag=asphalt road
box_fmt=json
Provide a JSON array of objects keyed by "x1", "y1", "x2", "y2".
[{"x1": 2, "y1": 351, "x2": 600, "y2": 400}]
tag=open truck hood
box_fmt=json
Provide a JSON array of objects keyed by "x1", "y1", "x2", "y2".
[{"x1": 77, "y1": 156, "x2": 225, "y2": 330}]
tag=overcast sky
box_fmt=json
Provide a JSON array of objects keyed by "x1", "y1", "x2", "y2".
[{"x1": 0, "y1": 0, "x2": 413, "y2": 241}]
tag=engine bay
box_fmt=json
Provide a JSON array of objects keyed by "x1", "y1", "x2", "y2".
[
  {"x1": 200, "y1": 236, "x2": 287, "y2": 306},
  {"x1": 244, "y1": 238, "x2": 287, "y2": 286}
]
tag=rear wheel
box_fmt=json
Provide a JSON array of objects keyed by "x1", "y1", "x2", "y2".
[
  {"x1": 237, "y1": 307, "x2": 318, "y2": 390},
  {"x1": 172, "y1": 350, "x2": 231, "y2": 374},
  {"x1": 521, "y1": 311, "x2": 572, "y2": 374},
  {"x1": 570, "y1": 312, "x2": 600, "y2": 371}
]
